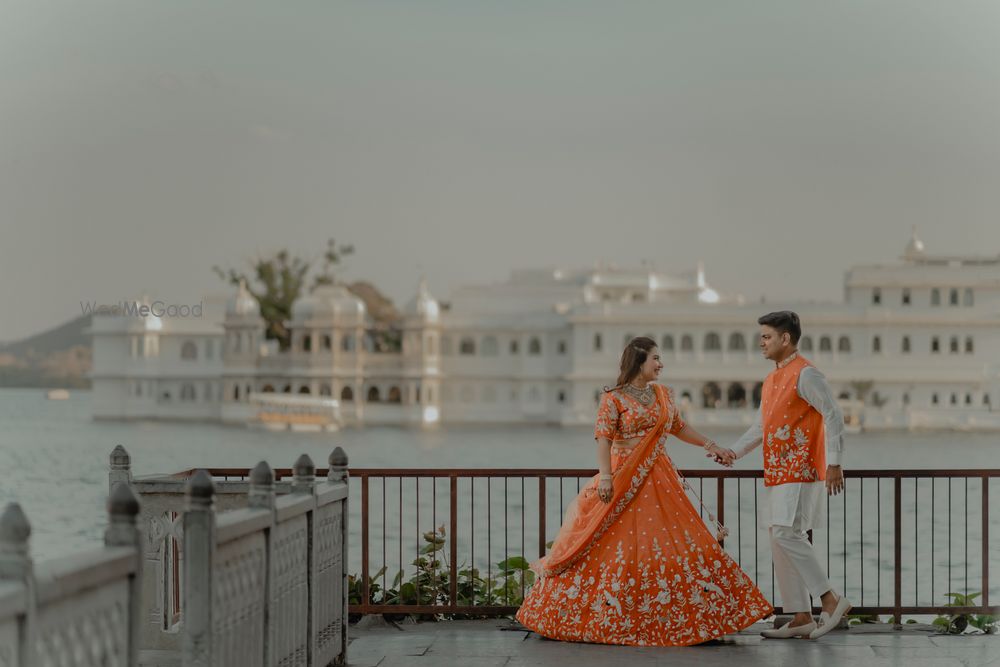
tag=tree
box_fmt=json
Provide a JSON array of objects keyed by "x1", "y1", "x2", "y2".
[{"x1": 213, "y1": 239, "x2": 354, "y2": 350}]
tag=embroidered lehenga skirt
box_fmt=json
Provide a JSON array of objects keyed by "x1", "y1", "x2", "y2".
[{"x1": 516, "y1": 411, "x2": 772, "y2": 645}]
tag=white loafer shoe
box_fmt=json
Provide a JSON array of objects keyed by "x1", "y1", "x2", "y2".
[
  {"x1": 809, "y1": 597, "x2": 852, "y2": 639},
  {"x1": 761, "y1": 621, "x2": 817, "y2": 639}
]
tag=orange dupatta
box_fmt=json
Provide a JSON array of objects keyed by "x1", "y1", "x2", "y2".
[{"x1": 533, "y1": 384, "x2": 674, "y2": 578}]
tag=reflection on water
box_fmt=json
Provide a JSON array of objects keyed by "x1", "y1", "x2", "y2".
[{"x1": 2, "y1": 389, "x2": 998, "y2": 610}]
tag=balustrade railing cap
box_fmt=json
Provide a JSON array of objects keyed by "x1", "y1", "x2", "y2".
[
  {"x1": 294, "y1": 453, "x2": 315, "y2": 476},
  {"x1": 0, "y1": 503, "x2": 31, "y2": 544},
  {"x1": 187, "y1": 469, "x2": 215, "y2": 499},
  {"x1": 250, "y1": 460, "x2": 274, "y2": 486},
  {"x1": 108, "y1": 481, "x2": 140, "y2": 517},
  {"x1": 109, "y1": 444, "x2": 131, "y2": 467},
  {"x1": 329, "y1": 446, "x2": 348, "y2": 467}
]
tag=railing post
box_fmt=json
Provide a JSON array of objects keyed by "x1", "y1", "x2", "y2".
[
  {"x1": 183, "y1": 470, "x2": 216, "y2": 667},
  {"x1": 982, "y1": 475, "x2": 989, "y2": 610},
  {"x1": 328, "y1": 447, "x2": 349, "y2": 666},
  {"x1": 0, "y1": 503, "x2": 35, "y2": 666},
  {"x1": 294, "y1": 454, "x2": 317, "y2": 667},
  {"x1": 893, "y1": 476, "x2": 902, "y2": 626},
  {"x1": 106, "y1": 482, "x2": 142, "y2": 667},
  {"x1": 450, "y1": 475, "x2": 458, "y2": 608},
  {"x1": 538, "y1": 476, "x2": 547, "y2": 559},
  {"x1": 109, "y1": 444, "x2": 132, "y2": 493},
  {"x1": 294, "y1": 453, "x2": 317, "y2": 495},
  {"x1": 250, "y1": 461, "x2": 276, "y2": 667}
]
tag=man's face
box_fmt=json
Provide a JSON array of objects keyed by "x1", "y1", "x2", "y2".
[{"x1": 759, "y1": 325, "x2": 790, "y2": 361}]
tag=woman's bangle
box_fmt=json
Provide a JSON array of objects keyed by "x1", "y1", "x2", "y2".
[
  {"x1": 702, "y1": 441, "x2": 717, "y2": 451},
  {"x1": 599, "y1": 473, "x2": 613, "y2": 481}
]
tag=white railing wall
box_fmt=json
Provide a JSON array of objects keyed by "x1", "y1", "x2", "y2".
[
  {"x1": 181, "y1": 452, "x2": 349, "y2": 667},
  {"x1": 0, "y1": 482, "x2": 143, "y2": 667}
]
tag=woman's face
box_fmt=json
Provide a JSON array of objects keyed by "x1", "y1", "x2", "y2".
[{"x1": 637, "y1": 346, "x2": 663, "y2": 383}]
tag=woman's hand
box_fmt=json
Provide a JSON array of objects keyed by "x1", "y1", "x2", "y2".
[{"x1": 598, "y1": 476, "x2": 613, "y2": 503}]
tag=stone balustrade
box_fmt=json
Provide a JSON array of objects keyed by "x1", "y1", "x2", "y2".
[
  {"x1": 180, "y1": 453, "x2": 349, "y2": 667},
  {"x1": 1, "y1": 445, "x2": 349, "y2": 667},
  {"x1": 0, "y1": 482, "x2": 143, "y2": 666}
]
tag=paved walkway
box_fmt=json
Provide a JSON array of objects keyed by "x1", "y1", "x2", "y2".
[{"x1": 347, "y1": 618, "x2": 999, "y2": 667}]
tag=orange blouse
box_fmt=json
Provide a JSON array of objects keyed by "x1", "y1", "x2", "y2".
[{"x1": 594, "y1": 385, "x2": 686, "y2": 442}]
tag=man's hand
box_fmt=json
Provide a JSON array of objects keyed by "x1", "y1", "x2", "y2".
[{"x1": 826, "y1": 465, "x2": 844, "y2": 496}]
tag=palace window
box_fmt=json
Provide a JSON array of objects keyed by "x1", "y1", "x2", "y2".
[
  {"x1": 322, "y1": 334, "x2": 332, "y2": 351},
  {"x1": 367, "y1": 387, "x2": 381, "y2": 403},
  {"x1": 931, "y1": 393, "x2": 939, "y2": 405},
  {"x1": 901, "y1": 336, "x2": 911, "y2": 353},
  {"x1": 181, "y1": 384, "x2": 196, "y2": 402},
  {"x1": 931, "y1": 288, "x2": 941, "y2": 306},
  {"x1": 965, "y1": 337, "x2": 974, "y2": 354},
  {"x1": 931, "y1": 337, "x2": 940, "y2": 353},
  {"x1": 387, "y1": 387, "x2": 402, "y2": 404},
  {"x1": 528, "y1": 337, "x2": 542, "y2": 355},
  {"x1": 902, "y1": 393, "x2": 910, "y2": 406},
  {"x1": 509, "y1": 339, "x2": 519, "y2": 354},
  {"x1": 838, "y1": 336, "x2": 851, "y2": 353},
  {"x1": 181, "y1": 340, "x2": 198, "y2": 360},
  {"x1": 558, "y1": 390, "x2": 566, "y2": 404},
  {"x1": 963, "y1": 288, "x2": 974, "y2": 307},
  {"x1": 800, "y1": 336, "x2": 813, "y2": 352},
  {"x1": 558, "y1": 340, "x2": 568, "y2": 354},
  {"x1": 950, "y1": 337, "x2": 959, "y2": 354},
  {"x1": 872, "y1": 336, "x2": 881, "y2": 354},
  {"x1": 302, "y1": 335, "x2": 312, "y2": 352},
  {"x1": 728, "y1": 332, "x2": 746, "y2": 351},
  {"x1": 949, "y1": 288, "x2": 959, "y2": 306},
  {"x1": 319, "y1": 384, "x2": 331, "y2": 396},
  {"x1": 902, "y1": 288, "x2": 911, "y2": 306},
  {"x1": 950, "y1": 393, "x2": 958, "y2": 405},
  {"x1": 439, "y1": 336, "x2": 452, "y2": 355},
  {"x1": 965, "y1": 393, "x2": 973, "y2": 405},
  {"x1": 459, "y1": 337, "x2": 476, "y2": 355},
  {"x1": 819, "y1": 336, "x2": 832, "y2": 352},
  {"x1": 661, "y1": 334, "x2": 674, "y2": 351},
  {"x1": 342, "y1": 334, "x2": 355, "y2": 352},
  {"x1": 205, "y1": 340, "x2": 213, "y2": 359},
  {"x1": 704, "y1": 332, "x2": 722, "y2": 351},
  {"x1": 872, "y1": 287, "x2": 881, "y2": 305},
  {"x1": 594, "y1": 333, "x2": 603, "y2": 352},
  {"x1": 680, "y1": 335, "x2": 694, "y2": 352}
]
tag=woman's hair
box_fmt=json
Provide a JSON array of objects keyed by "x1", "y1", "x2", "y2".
[{"x1": 607, "y1": 336, "x2": 657, "y2": 391}]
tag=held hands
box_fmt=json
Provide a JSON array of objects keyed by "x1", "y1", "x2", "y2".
[
  {"x1": 826, "y1": 465, "x2": 845, "y2": 496},
  {"x1": 704, "y1": 442, "x2": 737, "y2": 467}
]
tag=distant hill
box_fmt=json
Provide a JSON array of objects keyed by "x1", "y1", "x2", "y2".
[{"x1": 0, "y1": 315, "x2": 92, "y2": 388}]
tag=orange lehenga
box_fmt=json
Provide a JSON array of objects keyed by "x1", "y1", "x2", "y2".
[{"x1": 516, "y1": 384, "x2": 772, "y2": 646}]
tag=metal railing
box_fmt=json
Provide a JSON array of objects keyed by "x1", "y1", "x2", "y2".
[{"x1": 346, "y1": 468, "x2": 999, "y2": 623}]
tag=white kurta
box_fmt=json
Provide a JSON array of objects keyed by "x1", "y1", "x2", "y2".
[{"x1": 731, "y1": 363, "x2": 845, "y2": 528}]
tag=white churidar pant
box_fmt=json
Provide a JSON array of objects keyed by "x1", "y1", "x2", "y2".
[{"x1": 762, "y1": 481, "x2": 832, "y2": 613}]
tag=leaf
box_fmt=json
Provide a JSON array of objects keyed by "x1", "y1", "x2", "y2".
[{"x1": 497, "y1": 556, "x2": 530, "y2": 572}]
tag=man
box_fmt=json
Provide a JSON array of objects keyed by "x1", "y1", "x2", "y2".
[{"x1": 716, "y1": 311, "x2": 851, "y2": 639}]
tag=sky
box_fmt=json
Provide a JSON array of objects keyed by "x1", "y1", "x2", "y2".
[{"x1": 2, "y1": 0, "x2": 999, "y2": 342}]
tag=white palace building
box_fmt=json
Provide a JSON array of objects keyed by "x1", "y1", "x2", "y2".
[{"x1": 89, "y1": 233, "x2": 1000, "y2": 430}]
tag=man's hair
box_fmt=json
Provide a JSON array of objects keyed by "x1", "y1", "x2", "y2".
[{"x1": 758, "y1": 310, "x2": 802, "y2": 345}]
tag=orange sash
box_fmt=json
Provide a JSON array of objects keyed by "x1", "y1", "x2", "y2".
[{"x1": 534, "y1": 384, "x2": 673, "y2": 577}]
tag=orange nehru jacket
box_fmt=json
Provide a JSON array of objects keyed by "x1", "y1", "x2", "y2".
[{"x1": 760, "y1": 355, "x2": 826, "y2": 487}]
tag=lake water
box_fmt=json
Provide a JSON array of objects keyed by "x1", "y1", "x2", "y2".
[{"x1": 2, "y1": 388, "x2": 997, "y2": 610}]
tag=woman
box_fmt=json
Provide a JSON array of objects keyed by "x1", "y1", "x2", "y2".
[{"x1": 516, "y1": 337, "x2": 772, "y2": 646}]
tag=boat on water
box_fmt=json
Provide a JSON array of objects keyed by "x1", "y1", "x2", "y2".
[
  {"x1": 247, "y1": 393, "x2": 342, "y2": 432},
  {"x1": 46, "y1": 389, "x2": 70, "y2": 400}
]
